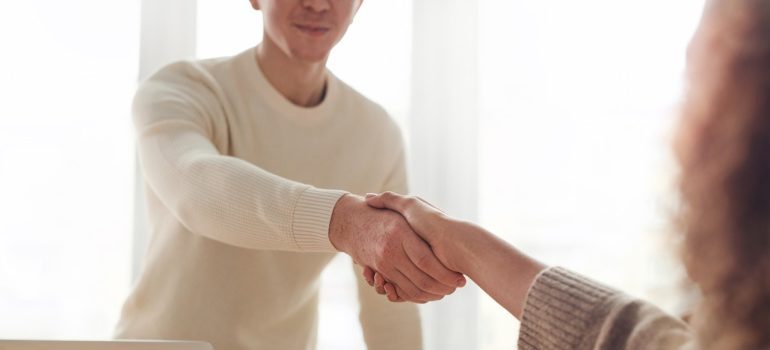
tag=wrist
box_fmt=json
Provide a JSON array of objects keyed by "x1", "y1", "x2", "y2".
[
  {"x1": 328, "y1": 193, "x2": 362, "y2": 252},
  {"x1": 451, "y1": 221, "x2": 494, "y2": 275}
]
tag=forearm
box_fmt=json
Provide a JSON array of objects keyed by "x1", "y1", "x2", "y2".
[
  {"x1": 455, "y1": 224, "x2": 547, "y2": 319},
  {"x1": 139, "y1": 127, "x2": 346, "y2": 251}
]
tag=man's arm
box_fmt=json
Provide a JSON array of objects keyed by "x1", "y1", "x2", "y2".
[
  {"x1": 134, "y1": 64, "x2": 345, "y2": 252},
  {"x1": 136, "y1": 63, "x2": 462, "y2": 299}
]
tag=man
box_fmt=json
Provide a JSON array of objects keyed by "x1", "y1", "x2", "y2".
[{"x1": 114, "y1": 0, "x2": 465, "y2": 349}]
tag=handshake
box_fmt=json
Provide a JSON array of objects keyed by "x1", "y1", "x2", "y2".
[{"x1": 329, "y1": 192, "x2": 474, "y2": 303}]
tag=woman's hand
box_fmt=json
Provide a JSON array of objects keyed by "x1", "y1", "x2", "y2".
[
  {"x1": 362, "y1": 192, "x2": 473, "y2": 302},
  {"x1": 361, "y1": 191, "x2": 547, "y2": 317}
]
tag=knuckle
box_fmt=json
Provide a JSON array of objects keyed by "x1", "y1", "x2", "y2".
[
  {"x1": 373, "y1": 255, "x2": 387, "y2": 269},
  {"x1": 376, "y1": 273, "x2": 387, "y2": 284},
  {"x1": 374, "y1": 245, "x2": 393, "y2": 266},
  {"x1": 384, "y1": 241, "x2": 400, "y2": 258}
]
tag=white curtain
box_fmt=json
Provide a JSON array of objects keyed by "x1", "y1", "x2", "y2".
[
  {"x1": 131, "y1": 0, "x2": 198, "y2": 281},
  {"x1": 409, "y1": 1, "x2": 481, "y2": 349},
  {"x1": 475, "y1": 1, "x2": 705, "y2": 348},
  {"x1": 0, "y1": 0, "x2": 138, "y2": 338}
]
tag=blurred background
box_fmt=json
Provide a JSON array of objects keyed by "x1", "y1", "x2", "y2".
[{"x1": 0, "y1": 0, "x2": 705, "y2": 349}]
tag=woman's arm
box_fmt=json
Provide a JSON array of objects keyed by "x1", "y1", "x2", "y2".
[
  {"x1": 364, "y1": 192, "x2": 546, "y2": 318},
  {"x1": 364, "y1": 192, "x2": 695, "y2": 350}
]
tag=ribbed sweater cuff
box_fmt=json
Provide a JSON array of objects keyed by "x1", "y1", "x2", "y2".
[
  {"x1": 291, "y1": 187, "x2": 348, "y2": 252},
  {"x1": 518, "y1": 267, "x2": 616, "y2": 350}
]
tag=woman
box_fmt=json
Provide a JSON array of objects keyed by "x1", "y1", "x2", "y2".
[{"x1": 363, "y1": 0, "x2": 770, "y2": 349}]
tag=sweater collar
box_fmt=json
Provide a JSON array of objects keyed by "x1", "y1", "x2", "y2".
[{"x1": 238, "y1": 46, "x2": 340, "y2": 127}]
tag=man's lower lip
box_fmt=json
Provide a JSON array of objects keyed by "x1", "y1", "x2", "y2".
[{"x1": 295, "y1": 25, "x2": 330, "y2": 36}]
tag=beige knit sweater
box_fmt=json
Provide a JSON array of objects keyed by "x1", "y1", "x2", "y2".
[
  {"x1": 519, "y1": 267, "x2": 697, "y2": 350},
  {"x1": 115, "y1": 47, "x2": 421, "y2": 350}
]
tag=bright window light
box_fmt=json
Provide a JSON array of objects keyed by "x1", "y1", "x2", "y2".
[
  {"x1": 0, "y1": 1, "x2": 139, "y2": 338},
  {"x1": 477, "y1": 1, "x2": 704, "y2": 348}
]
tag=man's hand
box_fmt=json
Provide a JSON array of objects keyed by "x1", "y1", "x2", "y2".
[{"x1": 328, "y1": 194, "x2": 465, "y2": 303}]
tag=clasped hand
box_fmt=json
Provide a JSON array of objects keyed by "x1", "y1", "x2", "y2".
[
  {"x1": 362, "y1": 192, "x2": 469, "y2": 303},
  {"x1": 329, "y1": 194, "x2": 466, "y2": 303}
]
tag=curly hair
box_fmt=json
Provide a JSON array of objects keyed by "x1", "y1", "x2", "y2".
[{"x1": 678, "y1": 0, "x2": 770, "y2": 349}]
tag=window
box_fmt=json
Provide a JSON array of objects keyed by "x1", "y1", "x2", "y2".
[
  {"x1": 0, "y1": 1, "x2": 139, "y2": 338},
  {"x1": 476, "y1": 1, "x2": 705, "y2": 348}
]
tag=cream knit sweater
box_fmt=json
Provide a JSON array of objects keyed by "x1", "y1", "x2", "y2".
[{"x1": 114, "y1": 47, "x2": 421, "y2": 350}]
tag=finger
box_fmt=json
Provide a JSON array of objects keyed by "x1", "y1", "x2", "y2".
[
  {"x1": 393, "y1": 285, "x2": 408, "y2": 302},
  {"x1": 362, "y1": 266, "x2": 375, "y2": 286},
  {"x1": 393, "y1": 283, "x2": 425, "y2": 304},
  {"x1": 383, "y1": 283, "x2": 403, "y2": 302},
  {"x1": 374, "y1": 272, "x2": 386, "y2": 295},
  {"x1": 385, "y1": 283, "x2": 410, "y2": 303},
  {"x1": 416, "y1": 196, "x2": 443, "y2": 212},
  {"x1": 364, "y1": 193, "x2": 387, "y2": 209},
  {"x1": 398, "y1": 245, "x2": 456, "y2": 295},
  {"x1": 391, "y1": 266, "x2": 444, "y2": 302},
  {"x1": 378, "y1": 268, "x2": 416, "y2": 300},
  {"x1": 404, "y1": 238, "x2": 466, "y2": 288},
  {"x1": 365, "y1": 191, "x2": 412, "y2": 213}
]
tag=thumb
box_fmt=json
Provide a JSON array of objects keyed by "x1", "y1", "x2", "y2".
[
  {"x1": 364, "y1": 191, "x2": 410, "y2": 214},
  {"x1": 364, "y1": 192, "x2": 387, "y2": 209}
]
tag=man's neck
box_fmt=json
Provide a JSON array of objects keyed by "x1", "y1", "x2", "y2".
[{"x1": 256, "y1": 38, "x2": 328, "y2": 108}]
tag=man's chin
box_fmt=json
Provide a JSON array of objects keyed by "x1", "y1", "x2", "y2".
[
  {"x1": 288, "y1": 44, "x2": 333, "y2": 64},
  {"x1": 293, "y1": 51, "x2": 331, "y2": 64}
]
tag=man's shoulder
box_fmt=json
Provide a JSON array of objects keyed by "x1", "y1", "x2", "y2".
[
  {"x1": 134, "y1": 52, "x2": 245, "y2": 109},
  {"x1": 141, "y1": 54, "x2": 236, "y2": 90}
]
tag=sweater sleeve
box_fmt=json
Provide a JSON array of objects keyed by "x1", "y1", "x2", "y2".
[
  {"x1": 518, "y1": 267, "x2": 695, "y2": 350},
  {"x1": 133, "y1": 62, "x2": 347, "y2": 252}
]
